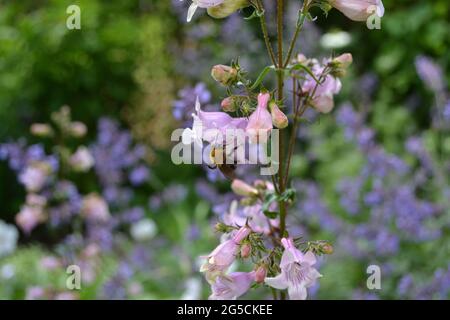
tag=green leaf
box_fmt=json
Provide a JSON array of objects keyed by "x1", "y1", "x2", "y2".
[
  {"x1": 250, "y1": 65, "x2": 276, "y2": 90},
  {"x1": 290, "y1": 63, "x2": 321, "y2": 84},
  {"x1": 262, "y1": 192, "x2": 279, "y2": 218}
]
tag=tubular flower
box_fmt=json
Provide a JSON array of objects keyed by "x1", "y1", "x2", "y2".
[
  {"x1": 209, "y1": 271, "x2": 255, "y2": 300},
  {"x1": 182, "y1": 97, "x2": 248, "y2": 146},
  {"x1": 329, "y1": 0, "x2": 385, "y2": 22},
  {"x1": 200, "y1": 226, "x2": 251, "y2": 283},
  {"x1": 246, "y1": 93, "x2": 273, "y2": 143},
  {"x1": 265, "y1": 238, "x2": 322, "y2": 300},
  {"x1": 303, "y1": 64, "x2": 342, "y2": 114}
]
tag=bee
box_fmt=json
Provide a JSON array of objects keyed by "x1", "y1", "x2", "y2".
[{"x1": 208, "y1": 143, "x2": 239, "y2": 180}]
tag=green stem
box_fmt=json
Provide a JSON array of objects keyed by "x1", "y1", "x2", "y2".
[
  {"x1": 283, "y1": 2, "x2": 308, "y2": 68},
  {"x1": 256, "y1": 0, "x2": 277, "y2": 67},
  {"x1": 276, "y1": 0, "x2": 287, "y2": 301}
]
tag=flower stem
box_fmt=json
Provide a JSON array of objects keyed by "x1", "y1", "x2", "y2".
[
  {"x1": 256, "y1": 0, "x2": 277, "y2": 67},
  {"x1": 276, "y1": 0, "x2": 287, "y2": 301}
]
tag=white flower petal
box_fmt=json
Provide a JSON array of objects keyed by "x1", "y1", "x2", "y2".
[
  {"x1": 288, "y1": 284, "x2": 308, "y2": 300},
  {"x1": 187, "y1": 3, "x2": 198, "y2": 22},
  {"x1": 265, "y1": 273, "x2": 288, "y2": 290}
]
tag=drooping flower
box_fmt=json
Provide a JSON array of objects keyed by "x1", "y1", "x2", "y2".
[
  {"x1": 269, "y1": 102, "x2": 289, "y2": 129},
  {"x1": 70, "y1": 146, "x2": 95, "y2": 172},
  {"x1": 303, "y1": 63, "x2": 342, "y2": 114},
  {"x1": 329, "y1": 0, "x2": 385, "y2": 22},
  {"x1": 246, "y1": 93, "x2": 273, "y2": 143},
  {"x1": 265, "y1": 238, "x2": 322, "y2": 300},
  {"x1": 200, "y1": 226, "x2": 251, "y2": 282},
  {"x1": 209, "y1": 271, "x2": 255, "y2": 300}
]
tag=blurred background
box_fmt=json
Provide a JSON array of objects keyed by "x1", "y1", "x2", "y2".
[{"x1": 0, "y1": 0, "x2": 449, "y2": 299}]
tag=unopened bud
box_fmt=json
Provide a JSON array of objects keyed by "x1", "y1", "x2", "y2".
[
  {"x1": 240, "y1": 243, "x2": 251, "y2": 258},
  {"x1": 211, "y1": 65, "x2": 238, "y2": 86},
  {"x1": 321, "y1": 243, "x2": 334, "y2": 255},
  {"x1": 269, "y1": 102, "x2": 289, "y2": 129},
  {"x1": 30, "y1": 123, "x2": 53, "y2": 137},
  {"x1": 221, "y1": 97, "x2": 237, "y2": 112},
  {"x1": 70, "y1": 122, "x2": 87, "y2": 138},
  {"x1": 330, "y1": 53, "x2": 353, "y2": 77},
  {"x1": 231, "y1": 179, "x2": 259, "y2": 197},
  {"x1": 207, "y1": 0, "x2": 251, "y2": 19},
  {"x1": 215, "y1": 222, "x2": 232, "y2": 233},
  {"x1": 255, "y1": 266, "x2": 267, "y2": 283}
]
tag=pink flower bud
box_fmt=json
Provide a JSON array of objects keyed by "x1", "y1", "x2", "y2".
[
  {"x1": 232, "y1": 226, "x2": 251, "y2": 243},
  {"x1": 211, "y1": 65, "x2": 238, "y2": 86},
  {"x1": 221, "y1": 97, "x2": 237, "y2": 112},
  {"x1": 333, "y1": 53, "x2": 353, "y2": 68},
  {"x1": 231, "y1": 179, "x2": 259, "y2": 197},
  {"x1": 240, "y1": 243, "x2": 251, "y2": 258},
  {"x1": 255, "y1": 266, "x2": 267, "y2": 283},
  {"x1": 269, "y1": 102, "x2": 289, "y2": 129},
  {"x1": 330, "y1": 53, "x2": 353, "y2": 77}
]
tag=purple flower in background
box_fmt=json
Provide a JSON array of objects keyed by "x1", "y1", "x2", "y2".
[
  {"x1": 173, "y1": 83, "x2": 212, "y2": 126},
  {"x1": 415, "y1": 55, "x2": 445, "y2": 93},
  {"x1": 129, "y1": 165, "x2": 150, "y2": 186}
]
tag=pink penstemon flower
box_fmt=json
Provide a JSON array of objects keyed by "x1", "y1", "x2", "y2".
[
  {"x1": 246, "y1": 92, "x2": 273, "y2": 143},
  {"x1": 329, "y1": 0, "x2": 385, "y2": 22},
  {"x1": 182, "y1": 97, "x2": 248, "y2": 146},
  {"x1": 265, "y1": 238, "x2": 322, "y2": 300},
  {"x1": 209, "y1": 271, "x2": 255, "y2": 300},
  {"x1": 200, "y1": 226, "x2": 251, "y2": 283}
]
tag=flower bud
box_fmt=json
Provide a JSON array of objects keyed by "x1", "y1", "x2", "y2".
[
  {"x1": 321, "y1": 243, "x2": 334, "y2": 255},
  {"x1": 255, "y1": 266, "x2": 267, "y2": 283},
  {"x1": 240, "y1": 243, "x2": 251, "y2": 258},
  {"x1": 207, "y1": 0, "x2": 251, "y2": 19},
  {"x1": 30, "y1": 123, "x2": 53, "y2": 137},
  {"x1": 330, "y1": 53, "x2": 353, "y2": 77},
  {"x1": 269, "y1": 102, "x2": 289, "y2": 129},
  {"x1": 69, "y1": 122, "x2": 87, "y2": 138},
  {"x1": 221, "y1": 97, "x2": 237, "y2": 112},
  {"x1": 333, "y1": 53, "x2": 353, "y2": 68},
  {"x1": 211, "y1": 65, "x2": 238, "y2": 86},
  {"x1": 231, "y1": 179, "x2": 259, "y2": 197},
  {"x1": 232, "y1": 226, "x2": 251, "y2": 243}
]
